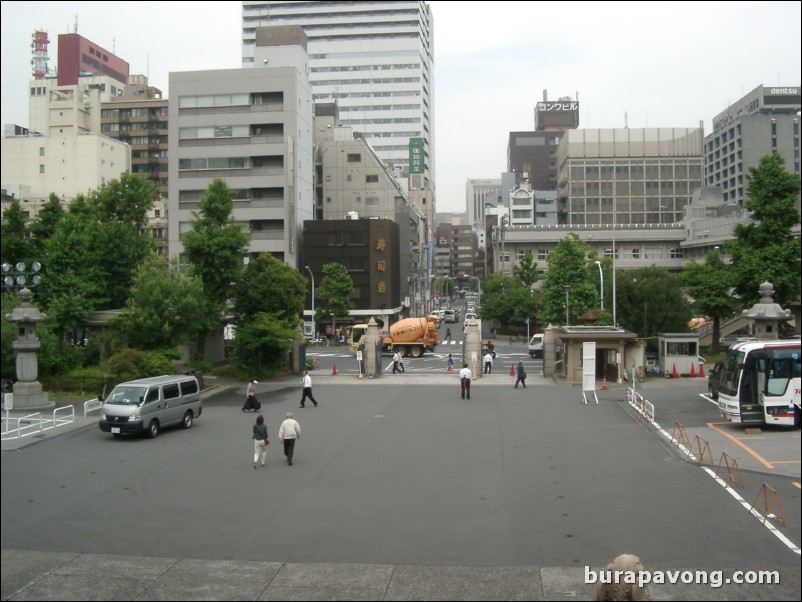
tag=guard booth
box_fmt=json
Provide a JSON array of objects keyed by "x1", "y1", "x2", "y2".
[
  {"x1": 551, "y1": 326, "x2": 638, "y2": 385},
  {"x1": 658, "y1": 333, "x2": 702, "y2": 377}
]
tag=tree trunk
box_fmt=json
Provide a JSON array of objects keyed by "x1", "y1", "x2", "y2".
[{"x1": 712, "y1": 315, "x2": 721, "y2": 354}]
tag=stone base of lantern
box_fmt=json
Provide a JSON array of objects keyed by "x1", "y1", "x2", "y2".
[{"x1": 10, "y1": 381, "x2": 53, "y2": 410}]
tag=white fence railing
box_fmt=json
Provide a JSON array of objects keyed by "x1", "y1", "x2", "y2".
[
  {"x1": 625, "y1": 386, "x2": 655, "y2": 422},
  {"x1": 2, "y1": 405, "x2": 77, "y2": 440},
  {"x1": 83, "y1": 398, "x2": 103, "y2": 417}
]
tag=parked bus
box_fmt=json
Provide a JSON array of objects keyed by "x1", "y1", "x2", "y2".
[{"x1": 717, "y1": 340, "x2": 800, "y2": 427}]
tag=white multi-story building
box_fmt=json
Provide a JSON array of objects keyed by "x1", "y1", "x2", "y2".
[
  {"x1": 704, "y1": 85, "x2": 801, "y2": 207},
  {"x1": 1, "y1": 132, "x2": 130, "y2": 207},
  {"x1": 241, "y1": 1, "x2": 435, "y2": 191}
]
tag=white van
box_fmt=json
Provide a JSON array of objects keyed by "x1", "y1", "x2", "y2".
[
  {"x1": 528, "y1": 334, "x2": 544, "y2": 358},
  {"x1": 99, "y1": 375, "x2": 202, "y2": 438}
]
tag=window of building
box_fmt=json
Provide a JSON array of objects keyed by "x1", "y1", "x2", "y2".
[
  {"x1": 347, "y1": 153, "x2": 361, "y2": 162},
  {"x1": 39, "y1": 164, "x2": 45, "y2": 174},
  {"x1": 366, "y1": 174, "x2": 379, "y2": 183},
  {"x1": 348, "y1": 232, "x2": 366, "y2": 246}
]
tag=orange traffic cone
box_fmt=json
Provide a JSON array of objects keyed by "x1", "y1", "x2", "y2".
[
  {"x1": 332, "y1": 363, "x2": 337, "y2": 376},
  {"x1": 510, "y1": 364, "x2": 515, "y2": 376},
  {"x1": 602, "y1": 375, "x2": 608, "y2": 390},
  {"x1": 699, "y1": 363, "x2": 705, "y2": 378},
  {"x1": 690, "y1": 363, "x2": 696, "y2": 377},
  {"x1": 672, "y1": 363, "x2": 679, "y2": 379}
]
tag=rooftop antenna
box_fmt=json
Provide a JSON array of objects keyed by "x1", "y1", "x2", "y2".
[
  {"x1": 73, "y1": 14, "x2": 78, "y2": 34},
  {"x1": 624, "y1": 111, "x2": 628, "y2": 128}
]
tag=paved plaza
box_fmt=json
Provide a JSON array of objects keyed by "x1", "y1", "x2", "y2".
[{"x1": 2, "y1": 373, "x2": 800, "y2": 600}]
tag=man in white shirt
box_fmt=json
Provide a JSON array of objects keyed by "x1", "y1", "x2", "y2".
[
  {"x1": 300, "y1": 370, "x2": 318, "y2": 407},
  {"x1": 483, "y1": 352, "x2": 493, "y2": 374},
  {"x1": 459, "y1": 363, "x2": 472, "y2": 399},
  {"x1": 392, "y1": 351, "x2": 405, "y2": 373}
]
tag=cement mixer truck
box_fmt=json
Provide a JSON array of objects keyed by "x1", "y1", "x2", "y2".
[{"x1": 349, "y1": 316, "x2": 439, "y2": 358}]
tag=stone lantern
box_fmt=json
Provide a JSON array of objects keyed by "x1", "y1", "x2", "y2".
[
  {"x1": 5, "y1": 287, "x2": 51, "y2": 409},
  {"x1": 742, "y1": 281, "x2": 792, "y2": 341}
]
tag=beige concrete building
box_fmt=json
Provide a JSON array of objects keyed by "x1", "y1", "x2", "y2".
[
  {"x1": 168, "y1": 27, "x2": 314, "y2": 267},
  {"x1": 1, "y1": 132, "x2": 130, "y2": 207},
  {"x1": 557, "y1": 127, "x2": 705, "y2": 226}
]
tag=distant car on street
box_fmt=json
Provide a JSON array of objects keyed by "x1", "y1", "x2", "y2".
[
  {"x1": 528, "y1": 334, "x2": 544, "y2": 358},
  {"x1": 708, "y1": 360, "x2": 725, "y2": 399}
]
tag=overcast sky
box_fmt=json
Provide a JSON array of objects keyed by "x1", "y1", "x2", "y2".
[{"x1": 1, "y1": 1, "x2": 800, "y2": 212}]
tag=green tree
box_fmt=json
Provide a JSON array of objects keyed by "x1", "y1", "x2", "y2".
[
  {"x1": 89, "y1": 171, "x2": 155, "y2": 227},
  {"x1": 512, "y1": 250, "x2": 539, "y2": 289},
  {"x1": 29, "y1": 193, "x2": 65, "y2": 258},
  {"x1": 480, "y1": 273, "x2": 536, "y2": 331},
  {"x1": 681, "y1": 251, "x2": 737, "y2": 353},
  {"x1": 234, "y1": 312, "x2": 300, "y2": 375},
  {"x1": 539, "y1": 233, "x2": 596, "y2": 327},
  {"x1": 182, "y1": 179, "x2": 249, "y2": 358},
  {"x1": 317, "y1": 263, "x2": 355, "y2": 337},
  {"x1": 230, "y1": 254, "x2": 306, "y2": 373},
  {"x1": 233, "y1": 254, "x2": 306, "y2": 324},
  {"x1": 1, "y1": 199, "x2": 32, "y2": 266},
  {"x1": 38, "y1": 196, "x2": 107, "y2": 347},
  {"x1": 616, "y1": 267, "x2": 692, "y2": 347},
  {"x1": 114, "y1": 255, "x2": 215, "y2": 351},
  {"x1": 182, "y1": 179, "x2": 250, "y2": 306},
  {"x1": 87, "y1": 173, "x2": 156, "y2": 309},
  {"x1": 726, "y1": 153, "x2": 801, "y2": 306},
  {"x1": 1, "y1": 292, "x2": 20, "y2": 379}
]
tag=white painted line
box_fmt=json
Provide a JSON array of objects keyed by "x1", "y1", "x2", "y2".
[{"x1": 645, "y1": 409, "x2": 800, "y2": 556}]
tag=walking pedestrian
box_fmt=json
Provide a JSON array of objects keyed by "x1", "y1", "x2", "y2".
[
  {"x1": 242, "y1": 378, "x2": 261, "y2": 412},
  {"x1": 300, "y1": 370, "x2": 318, "y2": 407},
  {"x1": 446, "y1": 353, "x2": 454, "y2": 373},
  {"x1": 392, "y1": 351, "x2": 405, "y2": 373},
  {"x1": 484, "y1": 351, "x2": 493, "y2": 374},
  {"x1": 278, "y1": 411, "x2": 301, "y2": 466},
  {"x1": 515, "y1": 361, "x2": 527, "y2": 389},
  {"x1": 252, "y1": 414, "x2": 269, "y2": 469},
  {"x1": 459, "y1": 363, "x2": 472, "y2": 399},
  {"x1": 445, "y1": 327, "x2": 452, "y2": 342}
]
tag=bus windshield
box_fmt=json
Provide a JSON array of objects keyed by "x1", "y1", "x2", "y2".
[{"x1": 719, "y1": 350, "x2": 745, "y2": 397}]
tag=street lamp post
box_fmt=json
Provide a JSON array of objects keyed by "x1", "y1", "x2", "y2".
[
  {"x1": 594, "y1": 260, "x2": 604, "y2": 311},
  {"x1": 304, "y1": 266, "x2": 315, "y2": 338},
  {"x1": 563, "y1": 284, "x2": 572, "y2": 326},
  {"x1": 500, "y1": 214, "x2": 509, "y2": 276}
]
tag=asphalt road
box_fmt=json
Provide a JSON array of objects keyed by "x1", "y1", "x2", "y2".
[{"x1": 2, "y1": 374, "x2": 800, "y2": 600}]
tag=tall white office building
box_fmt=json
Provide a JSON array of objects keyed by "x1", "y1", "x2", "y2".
[{"x1": 241, "y1": 1, "x2": 435, "y2": 191}]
